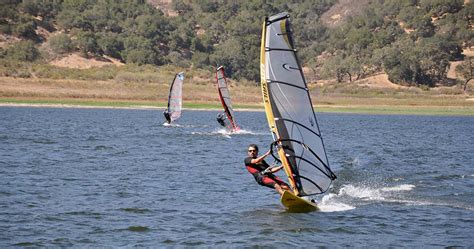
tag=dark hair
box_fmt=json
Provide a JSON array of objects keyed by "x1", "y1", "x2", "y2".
[{"x1": 248, "y1": 144, "x2": 258, "y2": 151}]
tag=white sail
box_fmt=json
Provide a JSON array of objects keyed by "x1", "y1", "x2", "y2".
[{"x1": 166, "y1": 72, "x2": 184, "y2": 123}]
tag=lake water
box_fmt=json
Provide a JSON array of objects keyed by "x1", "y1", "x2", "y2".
[{"x1": 0, "y1": 107, "x2": 472, "y2": 247}]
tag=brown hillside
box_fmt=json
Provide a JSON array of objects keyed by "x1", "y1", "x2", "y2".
[
  {"x1": 354, "y1": 73, "x2": 406, "y2": 89},
  {"x1": 0, "y1": 34, "x2": 20, "y2": 49},
  {"x1": 146, "y1": 0, "x2": 178, "y2": 16},
  {"x1": 320, "y1": 0, "x2": 372, "y2": 28},
  {"x1": 50, "y1": 53, "x2": 124, "y2": 69}
]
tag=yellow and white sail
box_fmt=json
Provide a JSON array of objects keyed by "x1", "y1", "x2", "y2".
[{"x1": 260, "y1": 13, "x2": 336, "y2": 203}]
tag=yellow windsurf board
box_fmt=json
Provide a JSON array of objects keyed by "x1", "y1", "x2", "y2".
[{"x1": 281, "y1": 190, "x2": 318, "y2": 212}]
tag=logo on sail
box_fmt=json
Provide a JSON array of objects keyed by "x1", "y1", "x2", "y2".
[{"x1": 282, "y1": 63, "x2": 293, "y2": 71}]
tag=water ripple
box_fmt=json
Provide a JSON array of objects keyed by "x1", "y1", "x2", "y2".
[{"x1": 0, "y1": 108, "x2": 472, "y2": 247}]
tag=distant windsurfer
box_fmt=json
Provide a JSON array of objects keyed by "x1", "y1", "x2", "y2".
[
  {"x1": 163, "y1": 110, "x2": 171, "y2": 124},
  {"x1": 244, "y1": 144, "x2": 290, "y2": 195},
  {"x1": 216, "y1": 112, "x2": 226, "y2": 127}
]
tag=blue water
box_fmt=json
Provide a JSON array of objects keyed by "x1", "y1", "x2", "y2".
[{"x1": 0, "y1": 107, "x2": 473, "y2": 247}]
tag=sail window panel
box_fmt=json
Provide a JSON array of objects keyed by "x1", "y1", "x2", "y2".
[
  {"x1": 287, "y1": 142, "x2": 332, "y2": 195},
  {"x1": 282, "y1": 119, "x2": 327, "y2": 168},
  {"x1": 273, "y1": 120, "x2": 332, "y2": 195},
  {"x1": 284, "y1": 118, "x2": 327, "y2": 168},
  {"x1": 294, "y1": 144, "x2": 332, "y2": 193},
  {"x1": 300, "y1": 174, "x2": 330, "y2": 194},
  {"x1": 281, "y1": 122, "x2": 331, "y2": 194}
]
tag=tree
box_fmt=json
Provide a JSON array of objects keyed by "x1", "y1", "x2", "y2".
[
  {"x1": 121, "y1": 36, "x2": 158, "y2": 65},
  {"x1": 76, "y1": 31, "x2": 100, "y2": 57},
  {"x1": 420, "y1": 0, "x2": 463, "y2": 17},
  {"x1": 415, "y1": 37, "x2": 451, "y2": 85},
  {"x1": 57, "y1": 0, "x2": 94, "y2": 30},
  {"x1": 382, "y1": 42, "x2": 416, "y2": 85},
  {"x1": 166, "y1": 51, "x2": 190, "y2": 68},
  {"x1": 411, "y1": 15, "x2": 436, "y2": 38},
  {"x1": 191, "y1": 51, "x2": 210, "y2": 68},
  {"x1": 456, "y1": 58, "x2": 473, "y2": 92},
  {"x1": 321, "y1": 53, "x2": 348, "y2": 83},
  {"x1": 171, "y1": 0, "x2": 193, "y2": 15},
  {"x1": 197, "y1": 0, "x2": 219, "y2": 13},
  {"x1": 97, "y1": 32, "x2": 124, "y2": 59},
  {"x1": 13, "y1": 17, "x2": 36, "y2": 39},
  {"x1": 19, "y1": 0, "x2": 62, "y2": 21}
]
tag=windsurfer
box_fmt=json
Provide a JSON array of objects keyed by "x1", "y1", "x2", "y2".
[
  {"x1": 244, "y1": 144, "x2": 290, "y2": 195},
  {"x1": 216, "y1": 112, "x2": 226, "y2": 127},
  {"x1": 163, "y1": 111, "x2": 171, "y2": 124}
]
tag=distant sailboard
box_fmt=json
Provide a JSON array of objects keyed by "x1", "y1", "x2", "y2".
[
  {"x1": 163, "y1": 72, "x2": 184, "y2": 125},
  {"x1": 260, "y1": 12, "x2": 336, "y2": 212},
  {"x1": 216, "y1": 66, "x2": 240, "y2": 132}
]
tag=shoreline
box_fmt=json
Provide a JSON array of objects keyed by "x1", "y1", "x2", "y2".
[
  {"x1": 1, "y1": 76, "x2": 473, "y2": 116},
  {"x1": 0, "y1": 102, "x2": 264, "y2": 112},
  {"x1": 1, "y1": 101, "x2": 473, "y2": 116}
]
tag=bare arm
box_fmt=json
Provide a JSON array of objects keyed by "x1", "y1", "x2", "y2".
[
  {"x1": 269, "y1": 165, "x2": 284, "y2": 173},
  {"x1": 250, "y1": 150, "x2": 271, "y2": 164}
]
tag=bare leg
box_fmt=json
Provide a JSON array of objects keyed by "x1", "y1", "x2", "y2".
[{"x1": 274, "y1": 184, "x2": 285, "y2": 195}]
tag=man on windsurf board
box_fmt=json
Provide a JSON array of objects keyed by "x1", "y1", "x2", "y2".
[
  {"x1": 216, "y1": 112, "x2": 227, "y2": 127},
  {"x1": 244, "y1": 144, "x2": 290, "y2": 195},
  {"x1": 163, "y1": 111, "x2": 171, "y2": 124}
]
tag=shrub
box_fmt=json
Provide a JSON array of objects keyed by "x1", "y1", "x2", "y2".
[
  {"x1": 13, "y1": 21, "x2": 37, "y2": 39},
  {"x1": 6, "y1": 40, "x2": 40, "y2": 61},
  {"x1": 49, "y1": 33, "x2": 75, "y2": 54}
]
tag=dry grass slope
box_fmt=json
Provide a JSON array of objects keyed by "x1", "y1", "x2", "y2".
[{"x1": 320, "y1": 0, "x2": 372, "y2": 28}]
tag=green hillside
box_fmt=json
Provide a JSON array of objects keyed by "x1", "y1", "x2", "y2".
[{"x1": 0, "y1": 0, "x2": 472, "y2": 88}]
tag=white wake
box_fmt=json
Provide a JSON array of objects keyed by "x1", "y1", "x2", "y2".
[{"x1": 317, "y1": 184, "x2": 416, "y2": 212}]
